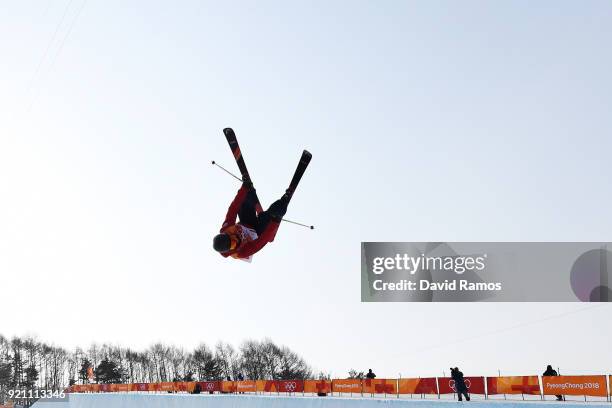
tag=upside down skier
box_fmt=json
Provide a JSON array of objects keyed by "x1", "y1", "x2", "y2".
[
  {"x1": 213, "y1": 128, "x2": 311, "y2": 261},
  {"x1": 213, "y1": 179, "x2": 291, "y2": 261}
]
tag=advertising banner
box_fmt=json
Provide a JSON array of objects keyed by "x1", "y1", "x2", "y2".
[
  {"x1": 398, "y1": 378, "x2": 438, "y2": 394},
  {"x1": 236, "y1": 380, "x2": 257, "y2": 393},
  {"x1": 304, "y1": 380, "x2": 332, "y2": 394},
  {"x1": 98, "y1": 384, "x2": 111, "y2": 392},
  {"x1": 438, "y1": 376, "x2": 486, "y2": 395},
  {"x1": 173, "y1": 382, "x2": 195, "y2": 392},
  {"x1": 221, "y1": 381, "x2": 236, "y2": 393},
  {"x1": 486, "y1": 376, "x2": 540, "y2": 395},
  {"x1": 542, "y1": 375, "x2": 607, "y2": 397},
  {"x1": 256, "y1": 380, "x2": 278, "y2": 392},
  {"x1": 187, "y1": 382, "x2": 196, "y2": 393},
  {"x1": 362, "y1": 242, "x2": 612, "y2": 302},
  {"x1": 332, "y1": 379, "x2": 362, "y2": 393},
  {"x1": 362, "y1": 378, "x2": 397, "y2": 394},
  {"x1": 159, "y1": 382, "x2": 175, "y2": 392},
  {"x1": 112, "y1": 383, "x2": 130, "y2": 392},
  {"x1": 130, "y1": 383, "x2": 149, "y2": 392},
  {"x1": 198, "y1": 381, "x2": 220, "y2": 393},
  {"x1": 148, "y1": 383, "x2": 161, "y2": 392},
  {"x1": 278, "y1": 380, "x2": 304, "y2": 393}
]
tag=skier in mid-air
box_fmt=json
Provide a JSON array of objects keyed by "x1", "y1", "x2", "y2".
[
  {"x1": 213, "y1": 128, "x2": 311, "y2": 261},
  {"x1": 213, "y1": 180, "x2": 290, "y2": 260}
]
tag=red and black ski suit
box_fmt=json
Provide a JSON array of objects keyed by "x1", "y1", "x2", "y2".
[{"x1": 219, "y1": 185, "x2": 288, "y2": 259}]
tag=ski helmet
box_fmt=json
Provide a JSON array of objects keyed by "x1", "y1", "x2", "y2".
[{"x1": 213, "y1": 233, "x2": 232, "y2": 252}]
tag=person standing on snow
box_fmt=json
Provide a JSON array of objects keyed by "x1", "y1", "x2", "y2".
[
  {"x1": 213, "y1": 180, "x2": 290, "y2": 261},
  {"x1": 451, "y1": 367, "x2": 470, "y2": 402},
  {"x1": 543, "y1": 365, "x2": 563, "y2": 401},
  {"x1": 365, "y1": 369, "x2": 376, "y2": 379},
  {"x1": 236, "y1": 373, "x2": 245, "y2": 394}
]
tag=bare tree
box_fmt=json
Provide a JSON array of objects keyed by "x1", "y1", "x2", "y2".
[
  {"x1": 0, "y1": 332, "x2": 315, "y2": 401},
  {"x1": 239, "y1": 340, "x2": 267, "y2": 380},
  {"x1": 277, "y1": 346, "x2": 311, "y2": 380},
  {"x1": 193, "y1": 343, "x2": 220, "y2": 380},
  {"x1": 215, "y1": 342, "x2": 237, "y2": 379}
]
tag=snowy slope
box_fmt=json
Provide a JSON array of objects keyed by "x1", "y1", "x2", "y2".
[{"x1": 32, "y1": 394, "x2": 600, "y2": 408}]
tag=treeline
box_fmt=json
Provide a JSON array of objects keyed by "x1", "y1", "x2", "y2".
[{"x1": 0, "y1": 334, "x2": 312, "y2": 401}]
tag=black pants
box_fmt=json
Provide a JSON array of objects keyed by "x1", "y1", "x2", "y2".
[
  {"x1": 238, "y1": 189, "x2": 288, "y2": 235},
  {"x1": 457, "y1": 389, "x2": 470, "y2": 401}
]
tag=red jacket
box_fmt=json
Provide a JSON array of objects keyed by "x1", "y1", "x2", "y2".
[{"x1": 219, "y1": 186, "x2": 280, "y2": 259}]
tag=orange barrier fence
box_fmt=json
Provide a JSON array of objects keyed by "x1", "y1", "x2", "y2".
[
  {"x1": 398, "y1": 378, "x2": 438, "y2": 394},
  {"x1": 362, "y1": 379, "x2": 397, "y2": 394},
  {"x1": 131, "y1": 383, "x2": 148, "y2": 392},
  {"x1": 332, "y1": 379, "x2": 362, "y2": 393},
  {"x1": 278, "y1": 380, "x2": 304, "y2": 393},
  {"x1": 221, "y1": 381, "x2": 236, "y2": 393},
  {"x1": 304, "y1": 380, "x2": 332, "y2": 394},
  {"x1": 256, "y1": 380, "x2": 277, "y2": 392},
  {"x1": 65, "y1": 374, "x2": 612, "y2": 400},
  {"x1": 199, "y1": 381, "x2": 221, "y2": 393},
  {"x1": 178, "y1": 382, "x2": 195, "y2": 393},
  {"x1": 111, "y1": 384, "x2": 130, "y2": 392},
  {"x1": 438, "y1": 376, "x2": 486, "y2": 395},
  {"x1": 238, "y1": 380, "x2": 305, "y2": 393},
  {"x1": 160, "y1": 382, "x2": 175, "y2": 392},
  {"x1": 236, "y1": 380, "x2": 257, "y2": 393},
  {"x1": 542, "y1": 375, "x2": 608, "y2": 397},
  {"x1": 487, "y1": 376, "x2": 540, "y2": 395}
]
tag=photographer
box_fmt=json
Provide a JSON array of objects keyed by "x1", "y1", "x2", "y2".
[
  {"x1": 450, "y1": 367, "x2": 470, "y2": 402},
  {"x1": 543, "y1": 365, "x2": 563, "y2": 401}
]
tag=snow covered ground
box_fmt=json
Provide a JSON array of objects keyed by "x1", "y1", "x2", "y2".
[{"x1": 32, "y1": 394, "x2": 605, "y2": 408}]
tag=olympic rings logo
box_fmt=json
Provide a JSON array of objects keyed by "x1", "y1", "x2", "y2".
[
  {"x1": 205, "y1": 383, "x2": 215, "y2": 391},
  {"x1": 284, "y1": 382, "x2": 297, "y2": 392},
  {"x1": 448, "y1": 379, "x2": 471, "y2": 391}
]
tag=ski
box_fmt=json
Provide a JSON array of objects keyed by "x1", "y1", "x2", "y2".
[
  {"x1": 223, "y1": 128, "x2": 263, "y2": 214},
  {"x1": 285, "y1": 150, "x2": 312, "y2": 200}
]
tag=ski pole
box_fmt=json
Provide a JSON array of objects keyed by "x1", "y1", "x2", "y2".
[
  {"x1": 211, "y1": 160, "x2": 315, "y2": 230},
  {"x1": 211, "y1": 161, "x2": 242, "y2": 182},
  {"x1": 281, "y1": 218, "x2": 315, "y2": 230}
]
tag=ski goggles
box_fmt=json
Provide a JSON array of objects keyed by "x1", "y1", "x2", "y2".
[{"x1": 229, "y1": 235, "x2": 240, "y2": 251}]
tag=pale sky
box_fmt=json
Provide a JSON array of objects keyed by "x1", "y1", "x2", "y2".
[{"x1": 1, "y1": 1, "x2": 611, "y2": 379}]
